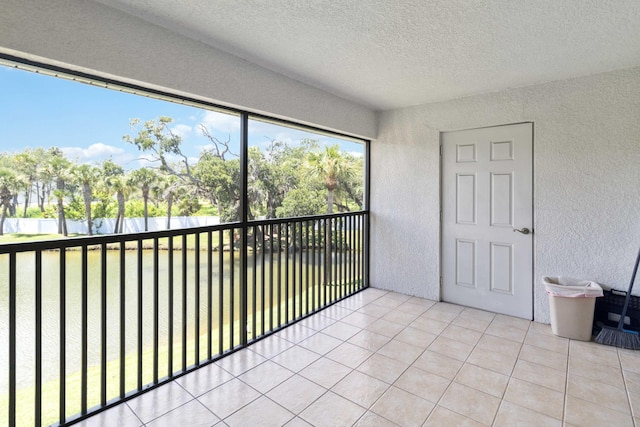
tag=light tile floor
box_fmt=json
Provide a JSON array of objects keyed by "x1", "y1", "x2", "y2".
[{"x1": 78, "y1": 288, "x2": 640, "y2": 426}]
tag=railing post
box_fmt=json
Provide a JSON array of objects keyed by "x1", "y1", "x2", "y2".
[
  {"x1": 9, "y1": 252, "x2": 16, "y2": 427},
  {"x1": 239, "y1": 112, "x2": 249, "y2": 346}
]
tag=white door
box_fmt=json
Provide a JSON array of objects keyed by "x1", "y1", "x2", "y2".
[{"x1": 441, "y1": 123, "x2": 533, "y2": 319}]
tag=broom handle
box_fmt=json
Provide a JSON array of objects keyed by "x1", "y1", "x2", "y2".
[{"x1": 617, "y1": 246, "x2": 640, "y2": 329}]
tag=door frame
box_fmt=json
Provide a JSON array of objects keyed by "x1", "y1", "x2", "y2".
[{"x1": 439, "y1": 122, "x2": 535, "y2": 319}]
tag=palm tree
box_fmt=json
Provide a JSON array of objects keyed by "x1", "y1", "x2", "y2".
[
  {"x1": 14, "y1": 149, "x2": 38, "y2": 218},
  {"x1": 154, "y1": 174, "x2": 182, "y2": 229},
  {"x1": 102, "y1": 160, "x2": 130, "y2": 234},
  {"x1": 46, "y1": 149, "x2": 72, "y2": 236},
  {"x1": 131, "y1": 167, "x2": 157, "y2": 231},
  {"x1": 107, "y1": 174, "x2": 132, "y2": 233},
  {"x1": 0, "y1": 167, "x2": 19, "y2": 236},
  {"x1": 72, "y1": 164, "x2": 99, "y2": 235},
  {"x1": 305, "y1": 144, "x2": 354, "y2": 214}
]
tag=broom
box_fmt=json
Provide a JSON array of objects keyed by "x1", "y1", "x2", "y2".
[{"x1": 595, "y1": 246, "x2": 640, "y2": 349}]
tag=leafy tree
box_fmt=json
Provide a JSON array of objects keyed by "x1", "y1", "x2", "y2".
[
  {"x1": 125, "y1": 117, "x2": 244, "y2": 222},
  {"x1": 276, "y1": 188, "x2": 325, "y2": 218},
  {"x1": 123, "y1": 117, "x2": 194, "y2": 178},
  {"x1": 193, "y1": 151, "x2": 240, "y2": 221}
]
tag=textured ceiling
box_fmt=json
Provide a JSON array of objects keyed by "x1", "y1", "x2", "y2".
[{"x1": 94, "y1": 0, "x2": 640, "y2": 111}]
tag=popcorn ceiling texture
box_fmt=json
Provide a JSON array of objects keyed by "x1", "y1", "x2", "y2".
[
  {"x1": 95, "y1": 0, "x2": 640, "y2": 111},
  {"x1": 371, "y1": 67, "x2": 640, "y2": 323}
]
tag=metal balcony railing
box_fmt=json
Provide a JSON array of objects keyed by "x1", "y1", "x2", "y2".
[{"x1": 0, "y1": 211, "x2": 368, "y2": 427}]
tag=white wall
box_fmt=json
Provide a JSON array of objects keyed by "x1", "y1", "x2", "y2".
[
  {"x1": 3, "y1": 216, "x2": 220, "y2": 235},
  {"x1": 371, "y1": 67, "x2": 640, "y2": 323},
  {"x1": 0, "y1": 0, "x2": 377, "y2": 139}
]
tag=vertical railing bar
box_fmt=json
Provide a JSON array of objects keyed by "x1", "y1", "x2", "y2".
[
  {"x1": 137, "y1": 239, "x2": 143, "y2": 391},
  {"x1": 343, "y1": 216, "x2": 353, "y2": 294},
  {"x1": 292, "y1": 222, "x2": 297, "y2": 318},
  {"x1": 298, "y1": 221, "x2": 303, "y2": 317},
  {"x1": 182, "y1": 234, "x2": 187, "y2": 372},
  {"x1": 341, "y1": 217, "x2": 345, "y2": 296},
  {"x1": 218, "y1": 229, "x2": 224, "y2": 355},
  {"x1": 345, "y1": 216, "x2": 350, "y2": 294},
  {"x1": 252, "y1": 225, "x2": 257, "y2": 340},
  {"x1": 269, "y1": 223, "x2": 274, "y2": 332},
  {"x1": 35, "y1": 250, "x2": 42, "y2": 426},
  {"x1": 319, "y1": 219, "x2": 323, "y2": 308},
  {"x1": 322, "y1": 218, "x2": 328, "y2": 307},
  {"x1": 168, "y1": 236, "x2": 174, "y2": 376},
  {"x1": 195, "y1": 233, "x2": 201, "y2": 365},
  {"x1": 239, "y1": 112, "x2": 248, "y2": 348},
  {"x1": 277, "y1": 224, "x2": 282, "y2": 327},
  {"x1": 338, "y1": 217, "x2": 343, "y2": 298},
  {"x1": 261, "y1": 224, "x2": 265, "y2": 336},
  {"x1": 285, "y1": 223, "x2": 290, "y2": 323},
  {"x1": 361, "y1": 214, "x2": 364, "y2": 288},
  {"x1": 350, "y1": 215, "x2": 355, "y2": 293},
  {"x1": 207, "y1": 230, "x2": 213, "y2": 360},
  {"x1": 81, "y1": 244, "x2": 88, "y2": 414},
  {"x1": 344, "y1": 216, "x2": 349, "y2": 294},
  {"x1": 153, "y1": 237, "x2": 159, "y2": 384},
  {"x1": 305, "y1": 221, "x2": 310, "y2": 315},
  {"x1": 100, "y1": 243, "x2": 107, "y2": 405},
  {"x1": 229, "y1": 229, "x2": 235, "y2": 349},
  {"x1": 358, "y1": 214, "x2": 362, "y2": 290},
  {"x1": 9, "y1": 252, "x2": 16, "y2": 427},
  {"x1": 336, "y1": 217, "x2": 340, "y2": 299},
  {"x1": 356, "y1": 215, "x2": 361, "y2": 289},
  {"x1": 59, "y1": 248, "x2": 67, "y2": 423},
  {"x1": 311, "y1": 221, "x2": 317, "y2": 311},
  {"x1": 119, "y1": 241, "x2": 125, "y2": 398},
  {"x1": 365, "y1": 212, "x2": 370, "y2": 289},
  {"x1": 353, "y1": 215, "x2": 357, "y2": 292},
  {"x1": 331, "y1": 218, "x2": 341, "y2": 302},
  {"x1": 329, "y1": 218, "x2": 333, "y2": 302}
]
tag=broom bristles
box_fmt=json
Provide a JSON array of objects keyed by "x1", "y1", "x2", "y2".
[{"x1": 595, "y1": 326, "x2": 640, "y2": 350}]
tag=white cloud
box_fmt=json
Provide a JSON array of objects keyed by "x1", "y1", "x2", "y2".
[
  {"x1": 171, "y1": 124, "x2": 193, "y2": 139},
  {"x1": 60, "y1": 142, "x2": 145, "y2": 170},
  {"x1": 199, "y1": 110, "x2": 240, "y2": 134},
  {"x1": 61, "y1": 143, "x2": 125, "y2": 161}
]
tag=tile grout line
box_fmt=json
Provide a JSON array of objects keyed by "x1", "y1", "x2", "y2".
[
  {"x1": 619, "y1": 348, "x2": 637, "y2": 427},
  {"x1": 491, "y1": 320, "x2": 526, "y2": 427}
]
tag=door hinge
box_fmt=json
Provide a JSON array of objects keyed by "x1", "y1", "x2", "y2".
[
  {"x1": 440, "y1": 211, "x2": 443, "y2": 222},
  {"x1": 439, "y1": 145, "x2": 443, "y2": 156}
]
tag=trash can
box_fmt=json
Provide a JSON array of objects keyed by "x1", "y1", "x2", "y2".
[{"x1": 543, "y1": 276, "x2": 603, "y2": 341}]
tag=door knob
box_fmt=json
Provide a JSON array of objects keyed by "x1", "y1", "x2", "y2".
[{"x1": 513, "y1": 227, "x2": 531, "y2": 235}]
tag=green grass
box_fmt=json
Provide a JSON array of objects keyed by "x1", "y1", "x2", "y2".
[
  {"x1": 0, "y1": 295, "x2": 322, "y2": 427},
  {"x1": 0, "y1": 233, "x2": 84, "y2": 244},
  {"x1": 0, "y1": 232, "x2": 226, "y2": 251}
]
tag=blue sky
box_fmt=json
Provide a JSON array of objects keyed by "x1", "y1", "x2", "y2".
[{"x1": 0, "y1": 64, "x2": 363, "y2": 169}]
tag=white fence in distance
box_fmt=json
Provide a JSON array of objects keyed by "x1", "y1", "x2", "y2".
[{"x1": 3, "y1": 216, "x2": 221, "y2": 235}]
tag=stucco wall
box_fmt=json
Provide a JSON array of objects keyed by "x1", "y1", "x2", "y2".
[
  {"x1": 371, "y1": 67, "x2": 640, "y2": 323},
  {"x1": 0, "y1": 0, "x2": 377, "y2": 139}
]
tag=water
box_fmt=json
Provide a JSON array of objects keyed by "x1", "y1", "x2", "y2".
[{"x1": 0, "y1": 246, "x2": 351, "y2": 393}]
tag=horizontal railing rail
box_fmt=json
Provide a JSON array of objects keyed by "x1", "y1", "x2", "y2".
[{"x1": 0, "y1": 211, "x2": 368, "y2": 427}]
